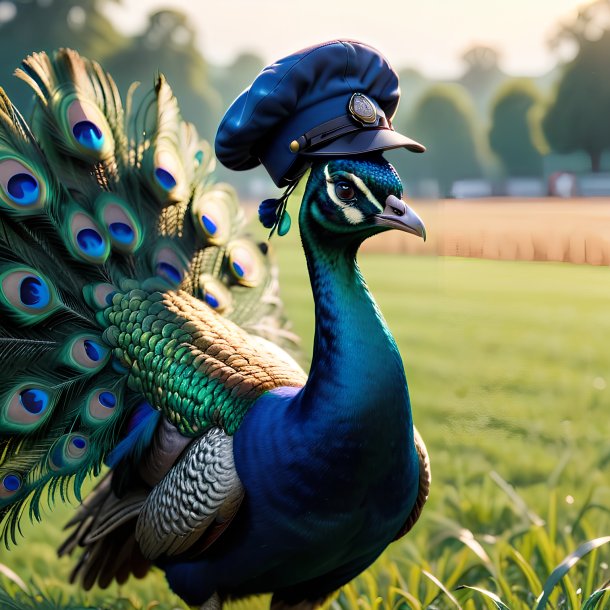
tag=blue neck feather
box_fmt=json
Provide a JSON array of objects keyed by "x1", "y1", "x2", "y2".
[{"x1": 296, "y1": 176, "x2": 412, "y2": 435}]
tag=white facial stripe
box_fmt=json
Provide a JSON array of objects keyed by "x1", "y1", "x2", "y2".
[
  {"x1": 324, "y1": 165, "x2": 341, "y2": 205},
  {"x1": 345, "y1": 172, "x2": 384, "y2": 212},
  {"x1": 324, "y1": 165, "x2": 365, "y2": 225},
  {"x1": 342, "y1": 206, "x2": 365, "y2": 224}
]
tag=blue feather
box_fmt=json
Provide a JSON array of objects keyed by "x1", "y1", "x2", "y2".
[
  {"x1": 258, "y1": 198, "x2": 279, "y2": 229},
  {"x1": 105, "y1": 401, "x2": 160, "y2": 468}
]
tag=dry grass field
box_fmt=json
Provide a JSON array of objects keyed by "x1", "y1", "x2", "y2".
[{"x1": 365, "y1": 198, "x2": 610, "y2": 265}]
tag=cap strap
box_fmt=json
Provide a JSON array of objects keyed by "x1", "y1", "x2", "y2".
[{"x1": 294, "y1": 113, "x2": 390, "y2": 152}]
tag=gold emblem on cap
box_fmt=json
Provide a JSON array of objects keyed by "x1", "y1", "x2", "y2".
[
  {"x1": 349, "y1": 93, "x2": 377, "y2": 125},
  {"x1": 289, "y1": 140, "x2": 300, "y2": 153}
]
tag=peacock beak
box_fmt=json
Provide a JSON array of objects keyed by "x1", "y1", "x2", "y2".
[{"x1": 374, "y1": 195, "x2": 427, "y2": 241}]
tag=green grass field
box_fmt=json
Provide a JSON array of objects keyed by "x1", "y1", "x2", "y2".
[{"x1": 0, "y1": 234, "x2": 609, "y2": 609}]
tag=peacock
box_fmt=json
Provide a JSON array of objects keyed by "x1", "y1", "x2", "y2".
[{"x1": 0, "y1": 39, "x2": 431, "y2": 610}]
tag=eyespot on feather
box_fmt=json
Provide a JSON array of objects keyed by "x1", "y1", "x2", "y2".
[
  {"x1": 197, "y1": 274, "x2": 232, "y2": 314},
  {"x1": 154, "y1": 168, "x2": 176, "y2": 191},
  {"x1": 154, "y1": 246, "x2": 188, "y2": 287},
  {"x1": 0, "y1": 380, "x2": 57, "y2": 433},
  {"x1": 97, "y1": 195, "x2": 142, "y2": 252},
  {"x1": 82, "y1": 388, "x2": 119, "y2": 426},
  {"x1": 153, "y1": 150, "x2": 181, "y2": 195},
  {"x1": 227, "y1": 240, "x2": 265, "y2": 287},
  {"x1": 0, "y1": 266, "x2": 59, "y2": 324},
  {"x1": 191, "y1": 186, "x2": 238, "y2": 246},
  {"x1": 68, "y1": 211, "x2": 110, "y2": 264},
  {"x1": 67, "y1": 99, "x2": 113, "y2": 159},
  {"x1": 48, "y1": 434, "x2": 89, "y2": 472},
  {"x1": 60, "y1": 333, "x2": 109, "y2": 372},
  {"x1": 0, "y1": 472, "x2": 23, "y2": 500},
  {"x1": 83, "y1": 282, "x2": 117, "y2": 310},
  {"x1": 0, "y1": 159, "x2": 45, "y2": 212}
]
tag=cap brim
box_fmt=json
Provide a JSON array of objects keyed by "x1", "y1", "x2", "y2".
[{"x1": 300, "y1": 128, "x2": 426, "y2": 157}]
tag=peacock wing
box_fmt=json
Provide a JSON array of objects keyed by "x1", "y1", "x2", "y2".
[
  {"x1": 135, "y1": 427, "x2": 243, "y2": 559},
  {"x1": 105, "y1": 287, "x2": 306, "y2": 437},
  {"x1": 117, "y1": 310, "x2": 305, "y2": 562},
  {"x1": 59, "y1": 317, "x2": 307, "y2": 587},
  {"x1": 394, "y1": 426, "x2": 431, "y2": 539}
]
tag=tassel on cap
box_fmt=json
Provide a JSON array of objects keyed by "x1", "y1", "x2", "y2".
[
  {"x1": 257, "y1": 181, "x2": 298, "y2": 238},
  {"x1": 258, "y1": 198, "x2": 279, "y2": 229}
]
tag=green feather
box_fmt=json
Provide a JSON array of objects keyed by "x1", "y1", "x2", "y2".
[
  {"x1": 0, "y1": 379, "x2": 59, "y2": 434},
  {"x1": 0, "y1": 48, "x2": 301, "y2": 545},
  {"x1": 47, "y1": 433, "x2": 90, "y2": 474},
  {"x1": 191, "y1": 182, "x2": 243, "y2": 246},
  {"x1": 57, "y1": 333, "x2": 110, "y2": 373},
  {"x1": 278, "y1": 209, "x2": 292, "y2": 236},
  {"x1": 15, "y1": 49, "x2": 126, "y2": 183},
  {"x1": 138, "y1": 76, "x2": 193, "y2": 205},
  {"x1": 96, "y1": 193, "x2": 143, "y2": 253},
  {"x1": 0, "y1": 265, "x2": 60, "y2": 325},
  {"x1": 64, "y1": 205, "x2": 111, "y2": 265}
]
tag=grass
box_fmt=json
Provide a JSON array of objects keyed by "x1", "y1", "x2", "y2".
[{"x1": 0, "y1": 228, "x2": 609, "y2": 608}]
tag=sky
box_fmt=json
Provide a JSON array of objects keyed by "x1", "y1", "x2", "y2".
[{"x1": 102, "y1": 0, "x2": 585, "y2": 78}]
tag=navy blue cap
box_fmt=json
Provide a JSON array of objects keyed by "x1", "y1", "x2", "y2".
[{"x1": 215, "y1": 40, "x2": 425, "y2": 187}]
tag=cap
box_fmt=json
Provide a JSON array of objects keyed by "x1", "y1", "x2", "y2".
[{"x1": 215, "y1": 40, "x2": 425, "y2": 187}]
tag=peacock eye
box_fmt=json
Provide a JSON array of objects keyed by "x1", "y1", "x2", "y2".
[{"x1": 335, "y1": 181, "x2": 356, "y2": 201}]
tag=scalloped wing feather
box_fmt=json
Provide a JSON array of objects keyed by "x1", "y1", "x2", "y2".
[
  {"x1": 135, "y1": 428, "x2": 243, "y2": 560},
  {"x1": 106, "y1": 289, "x2": 306, "y2": 436}
]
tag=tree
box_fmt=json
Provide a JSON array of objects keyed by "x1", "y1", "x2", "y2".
[
  {"x1": 543, "y1": 1, "x2": 610, "y2": 172},
  {"x1": 390, "y1": 67, "x2": 431, "y2": 129},
  {"x1": 210, "y1": 52, "x2": 264, "y2": 110},
  {"x1": 489, "y1": 80, "x2": 544, "y2": 177},
  {"x1": 103, "y1": 10, "x2": 221, "y2": 141},
  {"x1": 549, "y1": 0, "x2": 610, "y2": 53},
  {"x1": 0, "y1": 0, "x2": 126, "y2": 113},
  {"x1": 398, "y1": 84, "x2": 483, "y2": 196},
  {"x1": 458, "y1": 45, "x2": 506, "y2": 117}
]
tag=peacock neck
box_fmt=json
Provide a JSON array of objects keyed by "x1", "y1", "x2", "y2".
[{"x1": 297, "y1": 210, "x2": 412, "y2": 430}]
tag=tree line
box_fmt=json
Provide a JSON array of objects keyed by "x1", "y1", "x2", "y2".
[{"x1": 1, "y1": 0, "x2": 609, "y2": 197}]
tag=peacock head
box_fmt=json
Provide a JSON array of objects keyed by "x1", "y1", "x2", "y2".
[
  {"x1": 299, "y1": 155, "x2": 426, "y2": 243},
  {"x1": 215, "y1": 40, "x2": 428, "y2": 243}
]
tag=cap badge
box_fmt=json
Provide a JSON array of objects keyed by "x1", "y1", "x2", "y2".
[{"x1": 349, "y1": 93, "x2": 377, "y2": 125}]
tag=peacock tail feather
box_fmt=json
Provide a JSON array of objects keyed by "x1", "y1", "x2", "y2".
[{"x1": 0, "y1": 49, "x2": 300, "y2": 544}]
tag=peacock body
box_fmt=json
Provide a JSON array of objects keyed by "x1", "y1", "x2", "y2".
[{"x1": 0, "y1": 41, "x2": 430, "y2": 610}]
